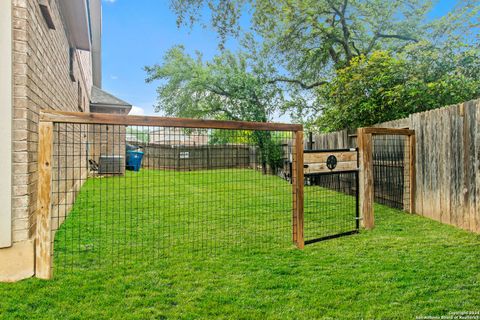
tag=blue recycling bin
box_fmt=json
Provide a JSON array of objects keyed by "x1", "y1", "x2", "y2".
[{"x1": 126, "y1": 150, "x2": 144, "y2": 172}]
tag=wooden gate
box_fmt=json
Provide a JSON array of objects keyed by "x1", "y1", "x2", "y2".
[
  {"x1": 290, "y1": 148, "x2": 359, "y2": 246},
  {"x1": 357, "y1": 128, "x2": 416, "y2": 229},
  {"x1": 303, "y1": 149, "x2": 360, "y2": 244}
]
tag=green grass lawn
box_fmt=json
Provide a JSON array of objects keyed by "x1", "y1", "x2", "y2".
[
  {"x1": 1, "y1": 169, "x2": 479, "y2": 319},
  {"x1": 51, "y1": 169, "x2": 357, "y2": 269}
]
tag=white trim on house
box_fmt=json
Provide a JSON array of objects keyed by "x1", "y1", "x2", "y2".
[
  {"x1": 58, "y1": 0, "x2": 91, "y2": 50},
  {"x1": 0, "y1": 0, "x2": 12, "y2": 248},
  {"x1": 90, "y1": 0, "x2": 102, "y2": 87}
]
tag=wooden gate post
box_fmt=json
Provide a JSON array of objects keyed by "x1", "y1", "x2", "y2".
[
  {"x1": 357, "y1": 128, "x2": 374, "y2": 229},
  {"x1": 36, "y1": 122, "x2": 54, "y2": 279},
  {"x1": 292, "y1": 130, "x2": 304, "y2": 248},
  {"x1": 403, "y1": 133, "x2": 417, "y2": 213},
  {"x1": 408, "y1": 133, "x2": 416, "y2": 213}
]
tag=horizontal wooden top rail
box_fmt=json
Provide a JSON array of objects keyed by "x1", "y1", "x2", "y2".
[
  {"x1": 360, "y1": 127, "x2": 415, "y2": 136},
  {"x1": 40, "y1": 110, "x2": 303, "y2": 132}
]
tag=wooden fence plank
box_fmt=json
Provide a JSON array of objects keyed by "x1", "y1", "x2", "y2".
[
  {"x1": 475, "y1": 100, "x2": 480, "y2": 233},
  {"x1": 304, "y1": 161, "x2": 357, "y2": 174},
  {"x1": 462, "y1": 102, "x2": 470, "y2": 230},
  {"x1": 425, "y1": 110, "x2": 435, "y2": 220},
  {"x1": 431, "y1": 110, "x2": 440, "y2": 221},
  {"x1": 450, "y1": 107, "x2": 458, "y2": 226},
  {"x1": 441, "y1": 110, "x2": 450, "y2": 224},
  {"x1": 40, "y1": 110, "x2": 302, "y2": 132},
  {"x1": 456, "y1": 105, "x2": 465, "y2": 228},
  {"x1": 35, "y1": 122, "x2": 53, "y2": 279},
  {"x1": 432, "y1": 110, "x2": 440, "y2": 222},
  {"x1": 465, "y1": 101, "x2": 477, "y2": 231},
  {"x1": 304, "y1": 151, "x2": 357, "y2": 163},
  {"x1": 444, "y1": 108, "x2": 452, "y2": 224}
]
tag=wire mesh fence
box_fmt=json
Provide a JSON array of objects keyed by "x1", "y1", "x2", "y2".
[
  {"x1": 303, "y1": 172, "x2": 359, "y2": 243},
  {"x1": 50, "y1": 122, "x2": 297, "y2": 271},
  {"x1": 372, "y1": 134, "x2": 411, "y2": 210}
]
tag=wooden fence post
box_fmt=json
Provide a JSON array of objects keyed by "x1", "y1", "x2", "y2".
[
  {"x1": 403, "y1": 136, "x2": 411, "y2": 213},
  {"x1": 292, "y1": 130, "x2": 304, "y2": 248},
  {"x1": 36, "y1": 122, "x2": 53, "y2": 279},
  {"x1": 408, "y1": 133, "x2": 416, "y2": 214},
  {"x1": 357, "y1": 128, "x2": 374, "y2": 229},
  {"x1": 402, "y1": 132, "x2": 416, "y2": 213}
]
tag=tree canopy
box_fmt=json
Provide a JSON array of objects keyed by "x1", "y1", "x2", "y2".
[
  {"x1": 171, "y1": 0, "x2": 478, "y2": 77},
  {"x1": 145, "y1": 46, "x2": 286, "y2": 172},
  {"x1": 145, "y1": 45, "x2": 282, "y2": 123},
  {"x1": 317, "y1": 48, "x2": 480, "y2": 131},
  {"x1": 148, "y1": 0, "x2": 480, "y2": 131}
]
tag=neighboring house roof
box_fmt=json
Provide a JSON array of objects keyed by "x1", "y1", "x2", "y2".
[
  {"x1": 91, "y1": 85, "x2": 131, "y2": 106},
  {"x1": 90, "y1": 85, "x2": 132, "y2": 114}
]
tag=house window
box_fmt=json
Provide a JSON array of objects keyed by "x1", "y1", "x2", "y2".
[
  {"x1": 69, "y1": 47, "x2": 76, "y2": 81},
  {"x1": 39, "y1": 0, "x2": 55, "y2": 29}
]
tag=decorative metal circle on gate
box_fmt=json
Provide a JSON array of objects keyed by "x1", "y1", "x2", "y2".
[{"x1": 326, "y1": 155, "x2": 337, "y2": 170}]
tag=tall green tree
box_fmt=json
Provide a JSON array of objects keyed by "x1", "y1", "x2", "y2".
[
  {"x1": 316, "y1": 48, "x2": 480, "y2": 131},
  {"x1": 169, "y1": 0, "x2": 480, "y2": 130},
  {"x1": 172, "y1": 0, "x2": 478, "y2": 81},
  {"x1": 145, "y1": 45, "x2": 281, "y2": 122},
  {"x1": 145, "y1": 46, "x2": 285, "y2": 172}
]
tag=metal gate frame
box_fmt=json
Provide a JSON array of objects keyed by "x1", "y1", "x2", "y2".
[
  {"x1": 292, "y1": 147, "x2": 360, "y2": 247},
  {"x1": 303, "y1": 148, "x2": 360, "y2": 245}
]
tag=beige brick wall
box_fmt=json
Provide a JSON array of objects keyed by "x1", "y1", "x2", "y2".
[
  {"x1": 12, "y1": 0, "x2": 92, "y2": 243},
  {"x1": 78, "y1": 50, "x2": 93, "y2": 97}
]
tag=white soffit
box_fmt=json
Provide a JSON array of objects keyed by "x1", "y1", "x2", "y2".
[{"x1": 58, "y1": 0, "x2": 91, "y2": 51}]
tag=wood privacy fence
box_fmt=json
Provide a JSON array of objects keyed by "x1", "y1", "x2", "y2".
[
  {"x1": 134, "y1": 143, "x2": 256, "y2": 171},
  {"x1": 309, "y1": 99, "x2": 480, "y2": 233}
]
